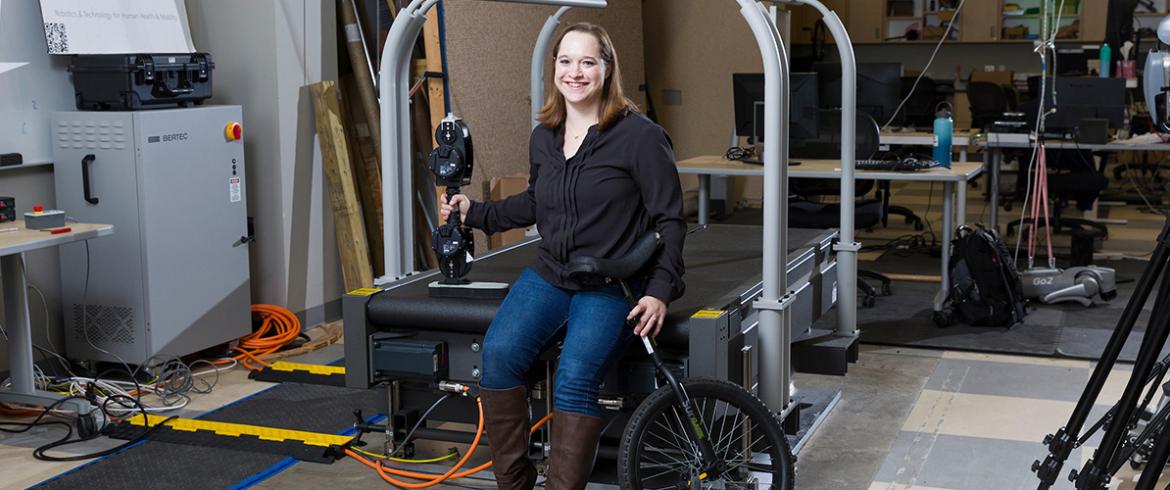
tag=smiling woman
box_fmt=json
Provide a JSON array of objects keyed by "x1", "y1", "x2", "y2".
[
  {"x1": 438, "y1": 21, "x2": 687, "y2": 490},
  {"x1": 537, "y1": 23, "x2": 637, "y2": 136}
]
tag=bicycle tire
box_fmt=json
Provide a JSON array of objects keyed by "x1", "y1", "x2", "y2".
[{"x1": 618, "y1": 378, "x2": 795, "y2": 489}]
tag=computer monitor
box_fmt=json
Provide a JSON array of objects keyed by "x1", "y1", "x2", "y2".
[
  {"x1": 1025, "y1": 77, "x2": 1126, "y2": 130},
  {"x1": 1055, "y1": 46, "x2": 1099, "y2": 77},
  {"x1": 732, "y1": 72, "x2": 819, "y2": 144},
  {"x1": 812, "y1": 62, "x2": 903, "y2": 126}
]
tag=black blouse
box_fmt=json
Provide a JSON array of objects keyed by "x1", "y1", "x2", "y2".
[{"x1": 464, "y1": 111, "x2": 686, "y2": 303}]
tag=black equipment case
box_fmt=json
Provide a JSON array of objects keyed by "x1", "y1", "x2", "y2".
[{"x1": 69, "y1": 53, "x2": 214, "y2": 110}]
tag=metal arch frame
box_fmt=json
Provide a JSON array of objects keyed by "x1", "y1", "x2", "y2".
[
  {"x1": 377, "y1": 0, "x2": 606, "y2": 285},
  {"x1": 381, "y1": 0, "x2": 858, "y2": 414},
  {"x1": 532, "y1": 6, "x2": 572, "y2": 128}
]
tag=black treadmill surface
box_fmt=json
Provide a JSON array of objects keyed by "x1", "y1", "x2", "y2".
[{"x1": 367, "y1": 225, "x2": 830, "y2": 334}]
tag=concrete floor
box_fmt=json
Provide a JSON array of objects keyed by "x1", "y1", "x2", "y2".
[
  {"x1": 793, "y1": 347, "x2": 943, "y2": 489},
  {"x1": 241, "y1": 344, "x2": 942, "y2": 489},
  {"x1": 12, "y1": 341, "x2": 1168, "y2": 489}
]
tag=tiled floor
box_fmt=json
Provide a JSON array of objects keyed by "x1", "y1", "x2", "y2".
[{"x1": 862, "y1": 350, "x2": 1170, "y2": 490}]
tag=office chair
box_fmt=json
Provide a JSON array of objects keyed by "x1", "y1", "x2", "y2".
[
  {"x1": 967, "y1": 81, "x2": 1009, "y2": 130},
  {"x1": 1000, "y1": 83, "x2": 1019, "y2": 111},
  {"x1": 1006, "y1": 147, "x2": 1109, "y2": 257},
  {"x1": 900, "y1": 76, "x2": 939, "y2": 129},
  {"x1": 790, "y1": 111, "x2": 893, "y2": 307}
]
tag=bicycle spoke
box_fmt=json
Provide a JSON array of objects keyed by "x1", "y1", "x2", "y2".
[
  {"x1": 648, "y1": 419, "x2": 689, "y2": 454},
  {"x1": 724, "y1": 430, "x2": 769, "y2": 461},
  {"x1": 641, "y1": 465, "x2": 685, "y2": 483},
  {"x1": 714, "y1": 405, "x2": 745, "y2": 460},
  {"x1": 670, "y1": 404, "x2": 704, "y2": 461},
  {"x1": 657, "y1": 411, "x2": 691, "y2": 456},
  {"x1": 722, "y1": 435, "x2": 773, "y2": 475},
  {"x1": 714, "y1": 398, "x2": 733, "y2": 458},
  {"x1": 642, "y1": 443, "x2": 693, "y2": 470}
]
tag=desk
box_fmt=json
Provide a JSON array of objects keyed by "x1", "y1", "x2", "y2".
[
  {"x1": 981, "y1": 136, "x2": 1170, "y2": 231},
  {"x1": 880, "y1": 130, "x2": 972, "y2": 162},
  {"x1": 1, "y1": 220, "x2": 112, "y2": 413},
  {"x1": 677, "y1": 156, "x2": 983, "y2": 312}
]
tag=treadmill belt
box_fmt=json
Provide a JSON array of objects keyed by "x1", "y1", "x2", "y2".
[{"x1": 367, "y1": 224, "x2": 832, "y2": 335}]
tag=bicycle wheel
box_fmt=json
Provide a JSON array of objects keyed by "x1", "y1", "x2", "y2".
[{"x1": 618, "y1": 378, "x2": 795, "y2": 490}]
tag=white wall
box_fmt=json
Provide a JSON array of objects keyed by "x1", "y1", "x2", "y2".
[
  {"x1": 186, "y1": 0, "x2": 341, "y2": 324},
  {"x1": 0, "y1": 0, "x2": 83, "y2": 371},
  {"x1": 0, "y1": 0, "x2": 78, "y2": 165}
]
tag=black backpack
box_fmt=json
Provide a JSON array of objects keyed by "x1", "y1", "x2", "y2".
[{"x1": 934, "y1": 225, "x2": 1027, "y2": 327}]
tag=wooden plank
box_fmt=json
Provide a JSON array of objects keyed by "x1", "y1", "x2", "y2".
[
  {"x1": 339, "y1": 0, "x2": 382, "y2": 156},
  {"x1": 338, "y1": 76, "x2": 385, "y2": 277},
  {"x1": 309, "y1": 81, "x2": 374, "y2": 291},
  {"x1": 422, "y1": 5, "x2": 446, "y2": 148},
  {"x1": 257, "y1": 321, "x2": 344, "y2": 362}
]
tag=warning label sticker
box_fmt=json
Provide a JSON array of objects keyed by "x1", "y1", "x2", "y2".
[
  {"x1": 230, "y1": 177, "x2": 241, "y2": 203},
  {"x1": 691, "y1": 309, "x2": 724, "y2": 319},
  {"x1": 347, "y1": 288, "x2": 382, "y2": 296}
]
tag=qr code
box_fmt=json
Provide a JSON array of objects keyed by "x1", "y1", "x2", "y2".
[{"x1": 45, "y1": 22, "x2": 68, "y2": 54}]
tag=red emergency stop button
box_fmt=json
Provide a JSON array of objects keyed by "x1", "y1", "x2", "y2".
[
  {"x1": 33, "y1": 205, "x2": 44, "y2": 213},
  {"x1": 225, "y1": 122, "x2": 243, "y2": 141}
]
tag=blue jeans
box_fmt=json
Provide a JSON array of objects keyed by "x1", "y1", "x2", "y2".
[{"x1": 480, "y1": 268, "x2": 634, "y2": 417}]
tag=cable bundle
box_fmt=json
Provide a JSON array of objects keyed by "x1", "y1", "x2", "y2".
[
  {"x1": 345, "y1": 396, "x2": 553, "y2": 489},
  {"x1": 212, "y1": 304, "x2": 301, "y2": 370}
]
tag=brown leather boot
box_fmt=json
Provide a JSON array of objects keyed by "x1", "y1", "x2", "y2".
[
  {"x1": 480, "y1": 386, "x2": 537, "y2": 490},
  {"x1": 547, "y1": 410, "x2": 605, "y2": 490}
]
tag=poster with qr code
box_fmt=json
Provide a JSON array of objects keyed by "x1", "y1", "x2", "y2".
[{"x1": 39, "y1": 0, "x2": 194, "y2": 55}]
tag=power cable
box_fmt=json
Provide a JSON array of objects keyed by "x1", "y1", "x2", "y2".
[{"x1": 882, "y1": 0, "x2": 969, "y2": 130}]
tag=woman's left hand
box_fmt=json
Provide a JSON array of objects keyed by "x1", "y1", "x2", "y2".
[{"x1": 628, "y1": 296, "x2": 668, "y2": 337}]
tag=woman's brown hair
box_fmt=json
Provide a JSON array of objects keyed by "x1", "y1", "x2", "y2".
[{"x1": 537, "y1": 22, "x2": 639, "y2": 131}]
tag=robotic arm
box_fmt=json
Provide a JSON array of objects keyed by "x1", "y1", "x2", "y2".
[{"x1": 1142, "y1": 16, "x2": 1170, "y2": 132}]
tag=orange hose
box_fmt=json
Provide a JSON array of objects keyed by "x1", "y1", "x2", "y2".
[
  {"x1": 211, "y1": 304, "x2": 300, "y2": 371},
  {"x1": 347, "y1": 397, "x2": 485, "y2": 488},
  {"x1": 347, "y1": 406, "x2": 553, "y2": 487}
]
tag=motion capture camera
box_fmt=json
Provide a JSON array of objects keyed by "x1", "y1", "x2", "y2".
[
  {"x1": 424, "y1": 114, "x2": 508, "y2": 298},
  {"x1": 427, "y1": 113, "x2": 476, "y2": 284},
  {"x1": 433, "y1": 214, "x2": 474, "y2": 283},
  {"x1": 427, "y1": 114, "x2": 474, "y2": 188}
]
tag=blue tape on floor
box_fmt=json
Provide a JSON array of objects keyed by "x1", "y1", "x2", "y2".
[
  {"x1": 30, "y1": 382, "x2": 285, "y2": 488},
  {"x1": 228, "y1": 413, "x2": 387, "y2": 489}
]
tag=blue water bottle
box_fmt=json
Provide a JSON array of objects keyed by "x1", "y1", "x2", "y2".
[
  {"x1": 1099, "y1": 43, "x2": 1111, "y2": 78},
  {"x1": 933, "y1": 104, "x2": 953, "y2": 168}
]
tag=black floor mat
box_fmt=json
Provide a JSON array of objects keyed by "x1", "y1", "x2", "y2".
[
  {"x1": 821, "y1": 251, "x2": 1160, "y2": 362},
  {"x1": 32, "y1": 382, "x2": 384, "y2": 490}
]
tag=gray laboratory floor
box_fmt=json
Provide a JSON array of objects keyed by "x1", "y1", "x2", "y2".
[{"x1": 249, "y1": 344, "x2": 943, "y2": 489}]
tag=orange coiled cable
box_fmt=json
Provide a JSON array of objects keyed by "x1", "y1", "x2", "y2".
[{"x1": 211, "y1": 304, "x2": 300, "y2": 370}]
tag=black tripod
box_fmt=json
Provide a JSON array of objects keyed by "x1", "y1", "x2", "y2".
[{"x1": 1033, "y1": 217, "x2": 1170, "y2": 489}]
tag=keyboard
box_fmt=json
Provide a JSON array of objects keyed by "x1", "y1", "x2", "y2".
[{"x1": 855, "y1": 158, "x2": 940, "y2": 172}]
